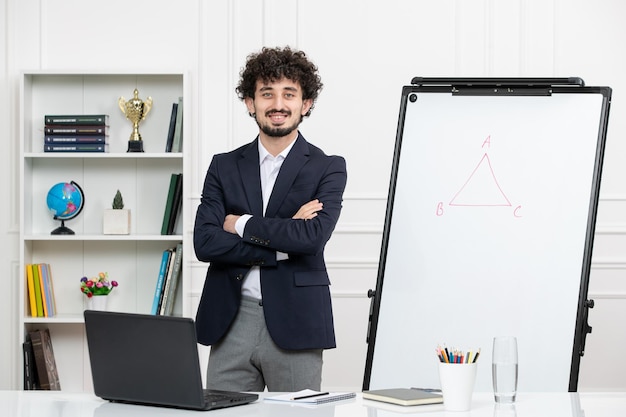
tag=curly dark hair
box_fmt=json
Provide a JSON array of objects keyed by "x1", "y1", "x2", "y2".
[{"x1": 236, "y1": 46, "x2": 323, "y2": 117}]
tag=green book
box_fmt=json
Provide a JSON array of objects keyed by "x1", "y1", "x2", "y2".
[
  {"x1": 161, "y1": 174, "x2": 179, "y2": 235},
  {"x1": 362, "y1": 388, "x2": 443, "y2": 406},
  {"x1": 32, "y1": 264, "x2": 44, "y2": 317},
  {"x1": 167, "y1": 174, "x2": 183, "y2": 235},
  {"x1": 44, "y1": 114, "x2": 109, "y2": 126}
]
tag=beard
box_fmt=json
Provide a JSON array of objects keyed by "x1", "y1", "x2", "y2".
[{"x1": 255, "y1": 111, "x2": 303, "y2": 138}]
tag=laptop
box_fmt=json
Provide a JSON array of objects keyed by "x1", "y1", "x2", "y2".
[{"x1": 84, "y1": 310, "x2": 258, "y2": 411}]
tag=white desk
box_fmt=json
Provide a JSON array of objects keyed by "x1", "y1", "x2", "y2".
[{"x1": 2, "y1": 391, "x2": 626, "y2": 417}]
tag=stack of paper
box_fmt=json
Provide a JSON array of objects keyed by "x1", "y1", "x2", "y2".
[{"x1": 265, "y1": 389, "x2": 356, "y2": 405}]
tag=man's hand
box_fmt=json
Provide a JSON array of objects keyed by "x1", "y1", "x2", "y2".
[
  {"x1": 293, "y1": 199, "x2": 323, "y2": 220},
  {"x1": 223, "y1": 199, "x2": 321, "y2": 235},
  {"x1": 223, "y1": 214, "x2": 240, "y2": 234}
]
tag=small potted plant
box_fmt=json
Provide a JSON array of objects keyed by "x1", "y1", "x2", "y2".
[
  {"x1": 103, "y1": 189, "x2": 130, "y2": 234},
  {"x1": 81, "y1": 272, "x2": 119, "y2": 311}
]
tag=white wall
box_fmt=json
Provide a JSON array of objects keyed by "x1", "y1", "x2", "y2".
[{"x1": 2, "y1": 0, "x2": 626, "y2": 391}]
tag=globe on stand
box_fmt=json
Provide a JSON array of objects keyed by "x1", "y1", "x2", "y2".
[{"x1": 46, "y1": 181, "x2": 85, "y2": 235}]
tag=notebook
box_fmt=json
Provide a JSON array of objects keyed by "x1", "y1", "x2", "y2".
[
  {"x1": 265, "y1": 389, "x2": 356, "y2": 405},
  {"x1": 84, "y1": 310, "x2": 258, "y2": 411},
  {"x1": 362, "y1": 388, "x2": 443, "y2": 406}
]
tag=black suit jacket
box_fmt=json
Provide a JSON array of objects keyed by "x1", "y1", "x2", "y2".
[{"x1": 193, "y1": 133, "x2": 347, "y2": 350}]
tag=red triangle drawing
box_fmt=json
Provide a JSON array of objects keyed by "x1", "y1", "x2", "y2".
[{"x1": 449, "y1": 153, "x2": 511, "y2": 206}]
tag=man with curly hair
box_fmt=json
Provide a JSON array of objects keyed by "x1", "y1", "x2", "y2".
[{"x1": 194, "y1": 46, "x2": 347, "y2": 392}]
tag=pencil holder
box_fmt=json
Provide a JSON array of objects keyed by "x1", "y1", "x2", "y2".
[{"x1": 438, "y1": 362, "x2": 477, "y2": 411}]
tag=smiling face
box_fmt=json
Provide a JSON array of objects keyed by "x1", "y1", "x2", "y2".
[{"x1": 245, "y1": 77, "x2": 313, "y2": 142}]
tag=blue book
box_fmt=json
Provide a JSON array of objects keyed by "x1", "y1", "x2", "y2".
[
  {"x1": 39, "y1": 264, "x2": 55, "y2": 317},
  {"x1": 38, "y1": 264, "x2": 50, "y2": 317},
  {"x1": 150, "y1": 250, "x2": 172, "y2": 315}
]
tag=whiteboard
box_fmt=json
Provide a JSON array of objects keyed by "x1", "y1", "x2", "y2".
[{"x1": 364, "y1": 80, "x2": 611, "y2": 393}]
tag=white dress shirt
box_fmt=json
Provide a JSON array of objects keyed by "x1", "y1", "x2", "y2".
[{"x1": 236, "y1": 139, "x2": 295, "y2": 300}]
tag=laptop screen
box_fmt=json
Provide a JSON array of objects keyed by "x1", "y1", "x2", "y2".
[{"x1": 84, "y1": 310, "x2": 209, "y2": 409}]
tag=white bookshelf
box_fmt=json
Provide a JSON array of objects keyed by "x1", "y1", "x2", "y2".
[{"x1": 18, "y1": 71, "x2": 191, "y2": 392}]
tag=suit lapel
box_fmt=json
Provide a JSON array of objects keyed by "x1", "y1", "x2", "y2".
[
  {"x1": 238, "y1": 140, "x2": 264, "y2": 216},
  {"x1": 265, "y1": 135, "x2": 309, "y2": 217}
]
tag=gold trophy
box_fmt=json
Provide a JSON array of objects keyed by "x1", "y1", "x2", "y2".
[{"x1": 118, "y1": 89, "x2": 153, "y2": 152}]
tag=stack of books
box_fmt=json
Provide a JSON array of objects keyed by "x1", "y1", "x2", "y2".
[
  {"x1": 151, "y1": 242, "x2": 183, "y2": 316},
  {"x1": 43, "y1": 114, "x2": 109, "y2": 153},
  {"x1": 25, "y1": 263, "x2": 57, "y2": 318},
  {"x1": 23, "y1": 328, "x2": 61, "y2": 390}
]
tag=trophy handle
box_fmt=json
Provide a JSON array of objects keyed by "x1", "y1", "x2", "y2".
[
  {"x1": 118, "y1": 97, "x2": 127, "y2": 116},
  {"x1": 143, "y1": 97, "x2": 153, "y2": 118}
]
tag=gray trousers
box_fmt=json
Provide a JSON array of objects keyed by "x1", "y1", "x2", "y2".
[{"x1": 206, "y1": 296, "x2": 323, "y2": 392}]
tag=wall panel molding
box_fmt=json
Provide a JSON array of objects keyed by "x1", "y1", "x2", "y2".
[
  {"x1": 591, "y1": 258, "x2": 626, "y2": 270},
  {"x1": 589, "y1": 292, "x2": 626, "y2": 300},
  {"x1": 333, "y1": 223, "x2": 382, "y2": 234},
  {"x1": 599, "y1": 194, "x2": 626, "y2": 201},
  {"x1": 595, "y1": 224, "x2": 626, "y2": 235}
]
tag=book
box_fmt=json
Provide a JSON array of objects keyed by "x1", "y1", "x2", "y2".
[
  {"x1": 163, "y1": 242, "x2": 183, "y2": 316},
  {"x1": 171, "y1": 96, "x2": 183, "y2": 152},
  {"x1": 40, "y1": 264, "x2": 56, "y2": 317},
  {"x1": 167, "y1": 173, "x2": 183, "y2": 235},
  {"x1": 25, "y1": 264, "x2": 37, "y2": 317},
  {"x1": 161, "y1": 173, "x2": 180, "y2": 235},
  {"x1": 44, "y1": 143, "x2": 108, "y2": 152},
  {"x1": 157, "y1": 249, "x2": 174, "y2": 314},
  {"x1": 45, "y1": 135, "x2": 108, "y2": 144},
  {"x1": 31, "y1": 264, "x2": 44, "y2": 317},
  {"x1": 44, "y1": 114, "x2": 109, "y2": 125},
  {"x1": 159, "y1": 248, "x2": 177, "y2": 315},
  {"x1": 22, "y1": 335, "x2": 39, "y2": 390},
  {"x1": 44, "y1": 125, "x2": 108, "y2": 135},
  {"x1": 38, "y1": 264, "x2": 53, "y2": 318},
  {"x1": 29, "y1": 329, "x2": 61, "y2": 390},
  {"x1": 265, "y1": 389, "x2": 356, "y2": 405},
  {"x1": 150, "y1": 249, "x2": 172, "y2": 315},
  {"x1": 45, "y1": 264, "x2": 58, "y2": 317},
  {"x1": 36, "y1": 264, "x2": 49, "y2": 317},
  {"x1": 157, "y1": 249, "x2": 176, "y2": 315},
  {"x1": 165, "y1": 102, "x2": 178, "y2": 152},
  {"x1": 362, "y1": 388, "x2": 443, "y2": 406}
]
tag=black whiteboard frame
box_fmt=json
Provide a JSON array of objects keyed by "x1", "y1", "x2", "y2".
[{"x1": 363, "y1": 77, "x2": 612, "y2": 392}]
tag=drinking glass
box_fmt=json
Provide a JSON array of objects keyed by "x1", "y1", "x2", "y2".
[{"x1": 492, "y1": 336, "x2": 518, "y2": 403}]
